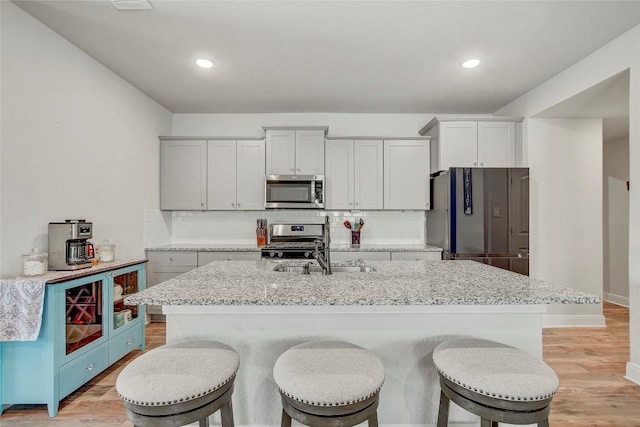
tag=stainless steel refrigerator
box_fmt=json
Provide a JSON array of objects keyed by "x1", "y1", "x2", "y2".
[{"x1": 427, "y1": 167, "x2": 530, "y2": 275}]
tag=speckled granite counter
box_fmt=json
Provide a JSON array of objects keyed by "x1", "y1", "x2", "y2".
[
  {"x1": 129, "y1": 259, "x2": 597, "y2": 426},
  {"x1": 125, "y1": 259, "x2": 597, "y2": 307},
  {"x1": 145, "y1": 243, "x2": 442, "y2": 252}
]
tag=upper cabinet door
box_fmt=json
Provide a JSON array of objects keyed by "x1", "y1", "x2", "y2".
[
  {"x1": 295, "y1": 129, "x2": 325, "y2": 175},
  {"x1": 160, "y1": 140, "x2": 207, "y2": 210},
  {"x1": 383, "y1": 140, "x2": 430, "y2": 210},
  {"x1": 266, "y1": 129, "x2": 296, "y2": 174},
  {"x1": 355, "y1": 140, "x2": 383, "y2": 210},
  {"x1": 325, "y1": 140, "x2": 354, "y2": 210},
  {"x1": 439, "y1": 121, "x2": 478, "y2": 169},
  {"x1": 207, "y1": 140, "x2": 237, "y2": 210},
  {"x1": 236, "y1": 140, "x2": 266, "y2": 210},
  {"x1": 477, "y1": 121, "x2": 516, "y2": 167}
]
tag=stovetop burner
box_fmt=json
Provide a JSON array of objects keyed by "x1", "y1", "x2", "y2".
[
  {"x1": 263, "y1": 242, "x2": 317, "y2": 250},
  {"x1": 261, "y1": 223, "x2": 326, "y2": 259}
]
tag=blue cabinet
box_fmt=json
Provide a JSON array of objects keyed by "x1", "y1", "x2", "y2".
[{"x1": 0, "y1": 262, "x2": 146, "y2": 417}]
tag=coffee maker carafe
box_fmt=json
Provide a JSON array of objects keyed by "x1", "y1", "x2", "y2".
[{"x1": 48, "y1": 220, "x2": 94, "y2": 270}]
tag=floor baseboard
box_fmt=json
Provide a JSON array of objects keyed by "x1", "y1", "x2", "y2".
[
  {"x1": 542, "y1": 314, "x2": 606, "y2": 328},
  {"x1": 625, "y1": 362, "x2": 640, "y2": 385},
  {"x1": 603, "y1": 292, "x2": 629, "y2": 307}
]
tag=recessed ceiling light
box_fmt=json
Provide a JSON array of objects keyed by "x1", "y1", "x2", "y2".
[
  {"x1": 111, "y1": 0, "x2": 153, "y2": 11},
  {"x1": 462, "y1": 59, "x2": 480, "y2": 69},
  {"x1": 196, "y1": 58, "x2": 215, "y2": 69}
]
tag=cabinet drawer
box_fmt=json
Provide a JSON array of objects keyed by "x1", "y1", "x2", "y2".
[
  {"x1": 59, "y1": 343, "x2": 108, "y2": 399},
  {"x1": 148, "y1": 269, "x2": 194, "y2": 287},
  {"x1": 109, "y1": 324, "x2": 143, "y2": 365},
  {"x1": 330, "y1": 252, "x2": 391, "y2": 261},
  {"x1": 198, "y1": 251, "x2": 260, "y2": 265},
  {"x1": 391, "y1": 251, "x2": 442, "y2": 261},
  {"x1": 147, "y1": 251, "x2": 197, "y2": 268}
]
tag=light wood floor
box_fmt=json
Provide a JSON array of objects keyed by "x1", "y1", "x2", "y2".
[{"x1": 1, "y1": 302, "x2": 639, "y2": 426}]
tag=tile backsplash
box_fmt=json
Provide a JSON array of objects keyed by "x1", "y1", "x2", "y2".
[{"x1": 144, "y1": 209, "x2": 425, "y2": 247}]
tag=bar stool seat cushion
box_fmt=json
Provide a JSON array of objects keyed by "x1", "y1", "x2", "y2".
[
  {"x1": 273, "y1": 340, "x2": 384, "y2": 407},
  {"x1": 116, "y1": 340, "x2": 239, "y2": 407},
  {"x1": 432, "y1": 337, "x2": 558, "y2": 402}
]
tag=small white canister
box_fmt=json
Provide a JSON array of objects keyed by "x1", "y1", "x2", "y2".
[
  {"x1": 98, "y1": 240, "x2": 115, "y2": 263},
  {"x1": 22, "y1": 248, "x2": 47, "y2": 276}
]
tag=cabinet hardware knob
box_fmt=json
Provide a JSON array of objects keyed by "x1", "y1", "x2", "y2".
[
  {"x1": 231, "y1": 203, "x2": 235, "y2": 207},
  {"x1": 126, "y1": 339, "x2": 133, "y2": 345},
  {"x1": 201, "y1": 202, "x2": 205, "y2": 207},
  {"x1": 86, "y1": 363, "x2": 94, "y2": 371},
  {"x1": 169, "y1": 257, "x2": 174, "y2": 262},
  {"x1": 237, "y1": 203, "x2": 241, "y2": 207}
]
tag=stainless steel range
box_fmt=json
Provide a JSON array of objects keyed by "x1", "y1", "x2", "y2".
[{"x1": 261, "y1": 223, "x2": 325, "y2": 260}]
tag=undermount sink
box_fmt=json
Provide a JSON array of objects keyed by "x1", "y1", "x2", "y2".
[{"x1": 272, "y1": 263, "x2": 377, "y2": 273}]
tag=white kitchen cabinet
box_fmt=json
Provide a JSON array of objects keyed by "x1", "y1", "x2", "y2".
[
  {"x1": 325, "y1": 139, "x2": 383, "y2": 210},
  {"x1": 265, "y1": 128, "x2": 326, "y2": 175},
  {"x1": 208, "y1": 140, "x2": 265, "y2": 210},
  {"x1": 420, "y1": 117, "x2": 522, "y2": 172},
  {"x1": 198, "y1": 251, "x2": 261, "y2": 265},
  {"x1": 160, "y1": 140, "x2": 207, "y2": 210},
  {"x1": 383, "y1": 139, "x2": 430, "y2": 210},
  {"x1": 477, "y1": 121, "x2": 517, "y2": 167},
  {"x1": 330, "y1": 251, "x2": 391, "y2": 261},
  {"x1": 146, "y1": 251, "x2": 198, "y2": 319}
]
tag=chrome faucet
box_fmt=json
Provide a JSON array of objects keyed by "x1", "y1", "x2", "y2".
[{"x1": 312, "y1": 216, "x2": 332, "y2": 275}]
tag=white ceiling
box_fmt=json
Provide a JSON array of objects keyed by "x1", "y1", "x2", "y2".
[
  {"x1": 12, "y1": 0, "x2": 640, "y2": 116},
  {"x1": 538, "y1": 70, "x2": 630, "y2": 141}
]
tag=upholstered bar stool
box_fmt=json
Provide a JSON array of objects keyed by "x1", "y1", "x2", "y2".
[
  {"x1": 273, "y1": 340, "x2": 385, "y2": 427},
  {"x1": 432, "y1": 337, "x2": 559, "y2": 427},
  {"x1": 116, "y1": 340, "x2": 239, "y2": 427}
]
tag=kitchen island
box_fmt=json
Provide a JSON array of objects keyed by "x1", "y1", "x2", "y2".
[{"x1": 126, "y1": 260, "x2": 598, "y2": 427}]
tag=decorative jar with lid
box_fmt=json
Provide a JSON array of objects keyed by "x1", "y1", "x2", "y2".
[
  {"x1": 22, "y1": 248, "x2": 48, "y2": 276},
  {"x1": 98, "y1": 240, "x2": 115, "y2": 262}
]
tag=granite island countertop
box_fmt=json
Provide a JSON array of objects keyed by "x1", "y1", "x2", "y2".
[
  {"x1": 146, "y1": 243, "x2": 442, "y2": 252},
  {"x1": 125, "y1": 259, "x2": 599, "y2": 307}
]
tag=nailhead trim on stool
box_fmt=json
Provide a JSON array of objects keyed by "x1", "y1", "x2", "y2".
[
  {"x1": 116, "y1": 340, "x2": 239, "y2": 427},
  {"x1": 432, "y1": 337, "x2": 559, "y2": 427}
]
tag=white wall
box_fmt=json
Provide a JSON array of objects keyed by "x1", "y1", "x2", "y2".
[
  {"x1": 0, "y1": 2, "x2": 172, "y2": 278},
  {"x1": 172, "y1": 113, "x2": 433, "y2": 138},
  {"x1": 498, "y1": 25, "x2": 640, "y2": 382},
  {"x1": 603, "y1": 136, "x2": 630, "y2": 305},
  {"x1": 527, "y1": 119, "x2": 604, "y2": 323}
]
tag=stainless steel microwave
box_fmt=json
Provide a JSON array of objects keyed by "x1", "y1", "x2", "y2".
[{"x1": 265, "y1": 175, "x2": 325, "y2": 209}]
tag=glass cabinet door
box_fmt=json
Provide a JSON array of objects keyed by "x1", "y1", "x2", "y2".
[
  {"x1": 65, "y1": 279, "x2": 104, "y2": 355},
  {"x1": 112, "y1": 270, "x2": 139, "y2": 331}
]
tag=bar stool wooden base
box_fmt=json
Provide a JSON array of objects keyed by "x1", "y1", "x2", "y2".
[
  {"x1": 437, "y1": 376, "x2": 552, "y2": 427},
  {"x1": 280, "y1": 392, "x2": 380, "y2": 427},
  {"x1": 122, "y1": 381, "x2": 235, "y2": 427}
]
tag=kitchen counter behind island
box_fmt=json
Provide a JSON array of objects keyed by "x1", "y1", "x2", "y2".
[{"x1": 125, "y1": 260, "x2": 598, "y2": 427}]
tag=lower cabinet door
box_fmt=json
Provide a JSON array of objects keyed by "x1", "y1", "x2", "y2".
[
  {"x1": 59, "y1": 343, "x2": 109, "y2": 399},
  {"x1": 108, "y1": 324, "x2": 144, "y2": 365}
]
